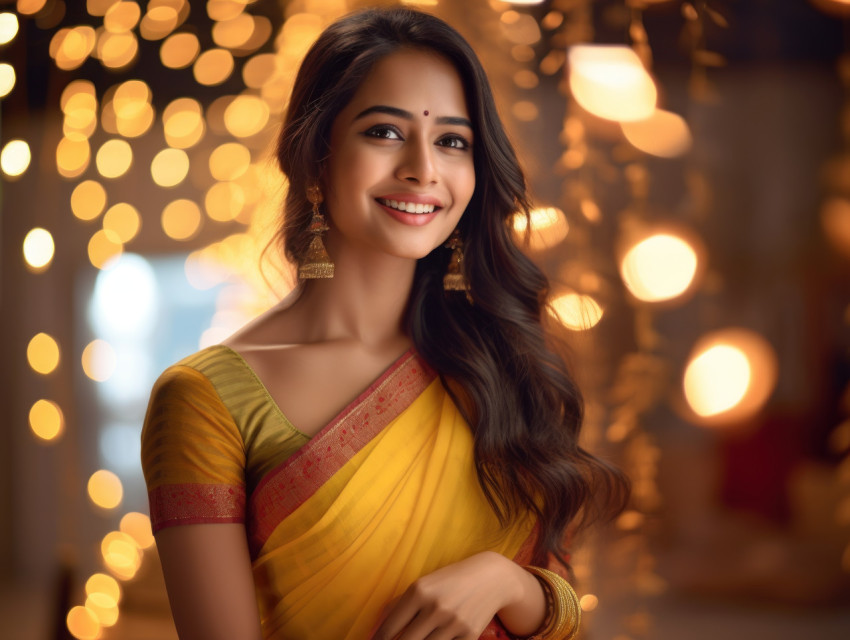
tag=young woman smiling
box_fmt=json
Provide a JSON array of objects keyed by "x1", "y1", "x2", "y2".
[{"x1": 141, "y1": 7, "x2": 628, "y2": 640}]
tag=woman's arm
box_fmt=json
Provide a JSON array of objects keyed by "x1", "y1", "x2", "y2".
[
  {"x1": 155, "y1": 523, "x2": 262, "y2": 640},
  {"x1": 371, "y1": 551, "x2": 546, "y2": 640}
]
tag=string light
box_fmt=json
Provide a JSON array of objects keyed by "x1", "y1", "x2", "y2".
[
  {"x1": 619, "y1": 233, "x2": 699, "y2": 303},
  {"x1": 160, "y1": 31, "x2": 200, "y2": 68},
  {"x1": 209, "y1": 142, "x2": 251, "y2": 181},
  {"x1": 621, "y1": 109, "x2": 693, "y2": 158},
  {"x1": 23, "y1": 227, "x2": 55, "y2": 270},
  {"x1": 29, "y1": 399, "x2": 64, "y2": 441},
  {"x1": 66, "y1": 605, "x2": 100, "y2": 640},
  {"x1": 1, "y1": 139, "x2": 32, "y2": 177},
  {"x1": 224, "y1": 95, "x2": 270, "y2": 137},
  {"x1": 87, "y1": 229, "x2": 123, "y2": 269},
  {"x1": 96, "y1": 139, "x2": 133, "y2": 178},
  {"x1": 162, "y1": 199, "x2": 202, "y2": 240},
  {"x1": 193, "y1": 48, "x2": 235, "y2": 85},
  {"x1": 0, "y1": 12, "x2": 19, "y2": 45},
  {"x1": 104, "y1": 1, "x2": 141, "y2": 33},
  {"x1": 101, "y1": 530, "x2": 142, "y2": 579},
  {"x1": 27, "y1": 332, "x2": 60, "y2": 374},
  {"x1": 56, "y1": 137, "x2": 91, "y2": 178},
  {"x1": 162, "y1": 97, "x2": 205, "y2": 148},
  {"x1": 568, "y1": 45, "x2": 657, "y2": 122},
  {"x1": 87, "y1": 469, "x2": 123, "y2": 509},
  {"x1": 682, "y1": 329, "x2": 778, "y2": 425},
  {"x1": 102, "y1": 203, "x2": 142, "y2": 242},
  {"x1": 205, "y1": 182, "x2": 245, "y2": 221},
  {"x1": 18, "y1": 0, "x2": 49, "y2": 17},
  {"x1": 0, "y1": 63, "x2": 15, "y2": 97},
  {"x1": 71, "y1": 180, "x2": 108, "y2": 221},
  {"x1": 151, "y1": 148, "x2": 190, "y2": 187},
  {"x1": 119, "y1": 512, "x2": 155, "y2": 549}
]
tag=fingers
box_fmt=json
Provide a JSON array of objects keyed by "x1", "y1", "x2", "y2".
[{"x1": 371, "y1": 581, "x2": 486, "y2": 640}]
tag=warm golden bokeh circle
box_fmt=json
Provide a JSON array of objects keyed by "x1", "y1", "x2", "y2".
[
  {"x1": 66, "y1": 605, "x2": 100, "y2": 640},
  {"x1": 87, "y1": 469, "x2": 124, "y2": 509},
  {"x1": 162, "y1": 199, "x2": 202, "y2": 240},
  {"x1": 96, "y1": 139, "x2": 134, "y2": 179},
  {"x1": 151, "y1": 147, "x2": 190, "y2": 187},
  {"x1": 0, "y1": 62, "x2": 16, "y2": 97},
  {"x1": 85, "y1": 573, "x2": 122, "y2": 605},
  {"x1": 71, "y1": 180, "x2": 108, "y2": 221},
  {"x1": 193, "y1": 48, "x2": 235, "y2": 86},
  {"x1": 209, "y1": 142, "x2": 251, "y2": 181},
  {"x1": 103, "y1": 203, "x2": 142, "y2": 243},
  {"x1": 205, "y1": 181, "x2": 246, "y2": 222},
  {"x1": 0, "y1": 12, "x2": 19, "y2": 45},
  {"x1": 27, "y1": 332, "x2": 60, "y2": 374},
  {"x1": 163, "y1": 97, "x2": 205, "y2": 148},
  {"x1": 160, "y1": 31, "x2": 200, "y2": 68},
  {"x1": 619, "y1": 232, "x2": 699, "y2": 303},
  {"x1": 23, "y1": 227, "x2": 55, "y2": 270},
  {"x1": 29, "y1": 399, "x2": 64, "y2": 441},
  {"x1": 101, "y1": 530, "x2": 142, "y2": 580},
  {"x1": 1, "y1": 139, "x2": 31, "y2": 176},
  {"x1": 682, "y1": 328, "x2": 779, "y2": 427},
  {"x1": 56, "y1": 137, "x2": 91, "y2": 178},
  {"x1": 87, "y1": 230, "x2": 124, "y2": 269},
  {"x1": 119, "y1": 512, "x2": 155, "y2": 549}
]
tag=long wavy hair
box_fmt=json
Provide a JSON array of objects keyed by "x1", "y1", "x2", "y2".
[{"x1": 275, "y1": 6, "x2": 628, "y2": 566}]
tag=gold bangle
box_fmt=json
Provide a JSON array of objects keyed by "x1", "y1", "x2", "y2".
[{"x1": 524, "y1": 566, "x2": 581, "y2": 640}]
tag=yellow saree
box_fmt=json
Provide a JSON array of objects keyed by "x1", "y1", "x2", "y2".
[{"x1": 142, "y1": 345, "x2": 537, "y2": 639}]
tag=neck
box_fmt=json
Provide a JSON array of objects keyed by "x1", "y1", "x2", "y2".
[{"x1": 291, "y1": 248, "x2": 417, "y2": 349}]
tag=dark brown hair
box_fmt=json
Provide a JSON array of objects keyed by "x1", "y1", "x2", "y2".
[{"x1": 276, "y1": 7, "x2": 628, "y2": 566}]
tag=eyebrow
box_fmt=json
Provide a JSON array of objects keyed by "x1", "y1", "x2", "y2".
[{"x1": 353, "y1": 105, "x2": 473, "y2": 129}]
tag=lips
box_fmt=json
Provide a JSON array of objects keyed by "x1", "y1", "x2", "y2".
[
  {"x1": 375, "y1": 194, "x2": 443, "y2": 226},
  {"x1": 376, "y1": 198, "x2": 437, "y2": 214}
]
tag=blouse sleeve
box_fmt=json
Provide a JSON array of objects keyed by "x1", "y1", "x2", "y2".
[{"x1": 141, "y1": 364, "x2": 247, "y2": 533}]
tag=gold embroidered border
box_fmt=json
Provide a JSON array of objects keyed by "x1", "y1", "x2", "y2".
[
  {"x1": 149, "y1": 482, "x2": 246, "y2": 532},
  {"x1": 247, "y1": 351, "x2": 436, "y2": 555}
]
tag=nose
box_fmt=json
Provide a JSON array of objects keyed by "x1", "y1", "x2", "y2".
[{"x1": 396, "y1": 137, "x2": 438, "y2": 185}]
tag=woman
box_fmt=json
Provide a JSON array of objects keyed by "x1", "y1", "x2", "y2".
[{"x1": 141, "y1": 7, "x2": 628, "y2": 640}]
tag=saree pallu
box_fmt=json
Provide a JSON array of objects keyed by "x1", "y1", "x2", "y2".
[{"x1": 142, "y1": 345, "x2": 536, "y2": 639}]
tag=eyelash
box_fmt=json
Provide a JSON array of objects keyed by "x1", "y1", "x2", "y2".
[{"x1": 363, "y1": 125, "x2": 471, "y2": 151}]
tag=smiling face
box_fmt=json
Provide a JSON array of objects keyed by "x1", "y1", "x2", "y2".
[{"x1": 322, "y1": 48, "x2": 476, "y2": 262}]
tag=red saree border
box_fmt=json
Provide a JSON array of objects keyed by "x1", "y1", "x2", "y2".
[
  {"x1": 148, "y1": 482, "x2": 246, "y2": 533},
  {"x1": 247, "y1": 349, "x2": 436, "y2": 556}
]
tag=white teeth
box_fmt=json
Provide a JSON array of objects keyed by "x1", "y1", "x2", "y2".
[{"x1": 379, "y1": 198, "x2": 436, "y2": 214}]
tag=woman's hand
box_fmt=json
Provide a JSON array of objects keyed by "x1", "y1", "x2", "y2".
[{"x1": 371, "y1": 551, "x2": 545, "y2": 640}]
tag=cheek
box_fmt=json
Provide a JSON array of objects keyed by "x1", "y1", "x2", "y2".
[{"x1": 456, "y1": 164, "x2": 476, "y2": 210}]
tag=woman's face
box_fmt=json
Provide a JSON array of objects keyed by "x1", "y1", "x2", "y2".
[{"x1": 323, "y1": 48, "x2": 475, "y2": 262}]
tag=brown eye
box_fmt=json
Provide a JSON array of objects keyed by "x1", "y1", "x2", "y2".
[
  {"x1": 437, "y1": 134, "x2": 471, "y2": 150},
  {"x1": 364, "y1": 125, "x2": 403, "y2": 140}
]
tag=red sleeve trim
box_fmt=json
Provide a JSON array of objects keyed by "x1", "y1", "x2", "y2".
[{"x1": 148, "y1": 483, "x2": 246, "y2": 533}]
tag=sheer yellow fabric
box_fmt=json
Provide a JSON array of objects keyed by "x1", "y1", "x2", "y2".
[
  {"x1": 141, "y1": 347, "x2": 536, "y2": 639},
  {"x1": 253, "y1": 378, "x2": 535, "y2": 638}
]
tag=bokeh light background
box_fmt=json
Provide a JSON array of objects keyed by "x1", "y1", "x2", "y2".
[{"x1": 2, "y1": 0, "x2": 850, "y2": 638}]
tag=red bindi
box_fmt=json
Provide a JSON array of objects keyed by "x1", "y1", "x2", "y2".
[{"x1": 423, "y1": 110, "x2": 429, "y2": 116}]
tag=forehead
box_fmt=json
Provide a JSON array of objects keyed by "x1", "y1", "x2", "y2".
[{"x1": 341, "y1": 48, "x2": 470, "y2": 120}]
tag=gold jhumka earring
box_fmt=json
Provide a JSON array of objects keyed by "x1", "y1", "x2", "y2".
[
  {"x1": 298, "y1": 185, "x2": 335, "y2": 279},
  {"x1": 443, "y1": 229, "x2": 471, "y2": 301}
]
